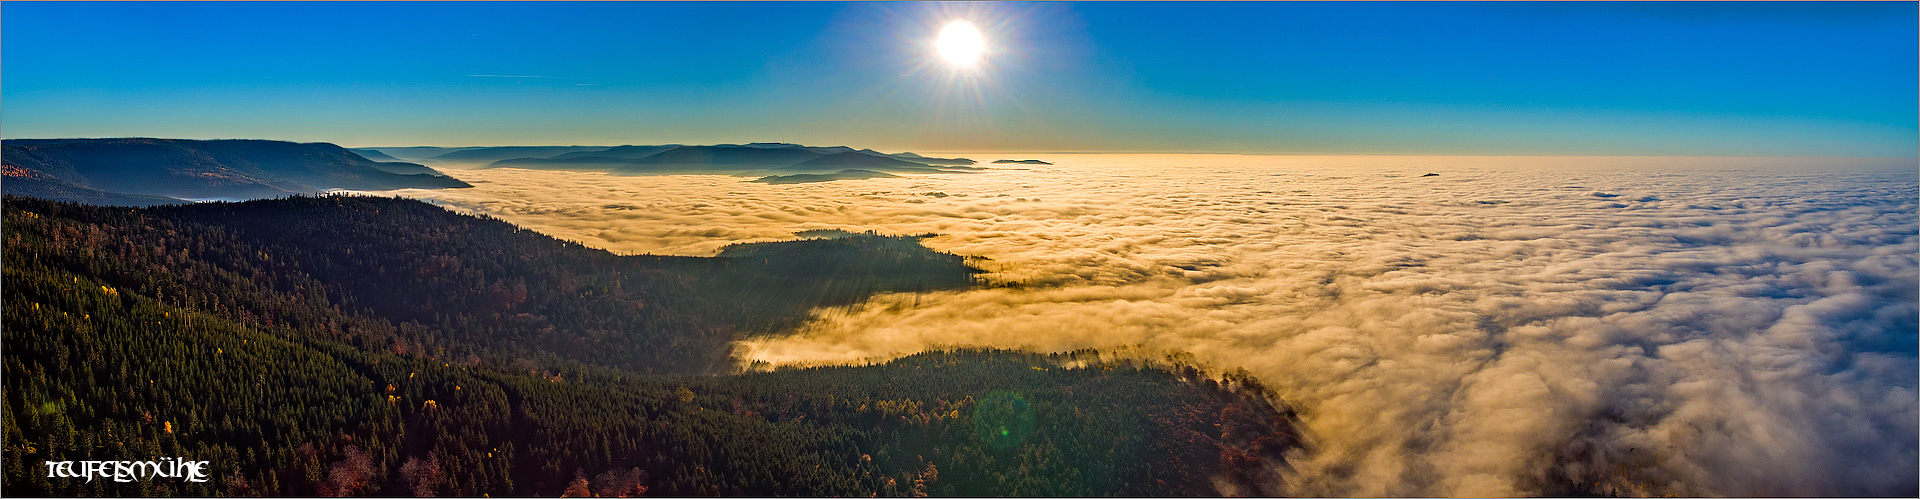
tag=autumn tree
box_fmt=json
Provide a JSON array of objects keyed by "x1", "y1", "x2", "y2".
[{"x1": 399, "y1": 452, "x2": 443, "y2": 497}]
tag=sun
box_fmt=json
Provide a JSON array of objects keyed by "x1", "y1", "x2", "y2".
[{"x1": 935, "y1": 20, "x2": 987, "y2": 68}]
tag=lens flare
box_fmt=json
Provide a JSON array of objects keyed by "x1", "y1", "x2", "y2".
[
  {"x1": 937, "y1": 20, "x2": 987, "y2": 68},
  {"x1": 973, "y1": 390, "x2": 1035, "y2": 450}
]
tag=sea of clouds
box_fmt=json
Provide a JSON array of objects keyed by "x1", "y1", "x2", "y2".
[{"x1": 378, "y1": 155, "x2": 1917, "y2": 497}]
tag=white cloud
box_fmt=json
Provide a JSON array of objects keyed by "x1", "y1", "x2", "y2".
[{"x1": 374, "y1": 155, "x2": 1918, "y2": 496}]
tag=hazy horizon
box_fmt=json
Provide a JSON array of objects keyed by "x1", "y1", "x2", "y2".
[
  {"x1": 10, "y1": 137, "x2": 1920, "y2": 161},
  {"x1": 4, "y1": 2, "x2": 1915, "y2": 156}
]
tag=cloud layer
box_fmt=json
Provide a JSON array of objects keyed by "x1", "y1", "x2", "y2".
[{"x1": 378, "y1": 155, "x2": 1918, "y2": 496}]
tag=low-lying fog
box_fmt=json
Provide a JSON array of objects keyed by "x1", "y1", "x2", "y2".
[{"x1": 374, "y1": 154, "x2": 1917, "y2": 497}]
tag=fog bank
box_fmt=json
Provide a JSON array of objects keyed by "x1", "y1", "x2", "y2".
[{"x1": 376, "y1": 155, "x2": 1918, "y2": 496}]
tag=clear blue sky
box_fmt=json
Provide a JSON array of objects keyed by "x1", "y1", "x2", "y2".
[{"x1": 3, "y1": 1, "x2": 1914, "y2": 156}]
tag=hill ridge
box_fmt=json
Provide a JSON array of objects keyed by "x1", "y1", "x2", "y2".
[{"x1": 2, "y1": 137, "x2": 470, "y2": 205}]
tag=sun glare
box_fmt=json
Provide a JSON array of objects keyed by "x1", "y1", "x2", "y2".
[{"x1": 936, "y1": 20, "x2": 987, "y2": 68}]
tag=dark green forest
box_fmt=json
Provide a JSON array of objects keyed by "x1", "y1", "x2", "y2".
[
  {"x1": 5, "y1": 195, "x2": 983, "y2": 375},
  {"x1": 2, "y1": 195, "x2": 1297, "y2": 497}
]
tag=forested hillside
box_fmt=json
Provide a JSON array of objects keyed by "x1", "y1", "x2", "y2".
[
  {"x1": 3, "y1": 195, "x2": 981, "y2": 374},
  {"x1": 1, "y1": 195, "x2": 1299, "y2": 496}
]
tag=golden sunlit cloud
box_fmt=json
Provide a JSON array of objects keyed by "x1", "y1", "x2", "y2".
[{"x1": 377, "y1": 157, "x2": 1919, "y2": 497}]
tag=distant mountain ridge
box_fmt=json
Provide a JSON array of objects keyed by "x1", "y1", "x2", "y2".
[
  {"x1": 621, "y1": 144, "x2": 827, "y2": 170},
  {"x1": 426, "y1": 146, "x2": 613, "y2": 163},
  {"x1": 2, "y1": 138, "x2": 469, "y2": 205},
  {"x1": 543, "y1": 144, "x2": 682, "y2": 161},
  {"x1": 753, "y1": 169, "x2": 902, "y2": 184},
  {"x1": 482, "y1": 142, "x2": 980, "y2": 178},
  {"x1": 780, "y1": 151, "x2": 949, "y2": 172},
  {"x1": 353, "y1": 146, "x2": 479, "y2": 162},
  {"x1": 348, "y1": 148, "x2": 407, "y2": 162}
]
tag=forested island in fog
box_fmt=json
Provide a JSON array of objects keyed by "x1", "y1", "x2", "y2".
[{"x1": 2, "y1": 195, "x2": 1297, "y2": 497}]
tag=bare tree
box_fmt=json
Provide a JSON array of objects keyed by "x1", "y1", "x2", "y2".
[
  {"x1": 593, "y1": 467, "x2": 649, "y2": 497},
  {"x1": 326, "y1": 445, "x2": 374, "y2": 497},
  {"x1": 399, "y1": 452, "x2": 444, "y2": 497}
]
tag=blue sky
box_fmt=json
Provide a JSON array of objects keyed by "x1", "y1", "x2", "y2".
[{"x1": 3, "y1": 1, "x2": 1914, "y2": 156}]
